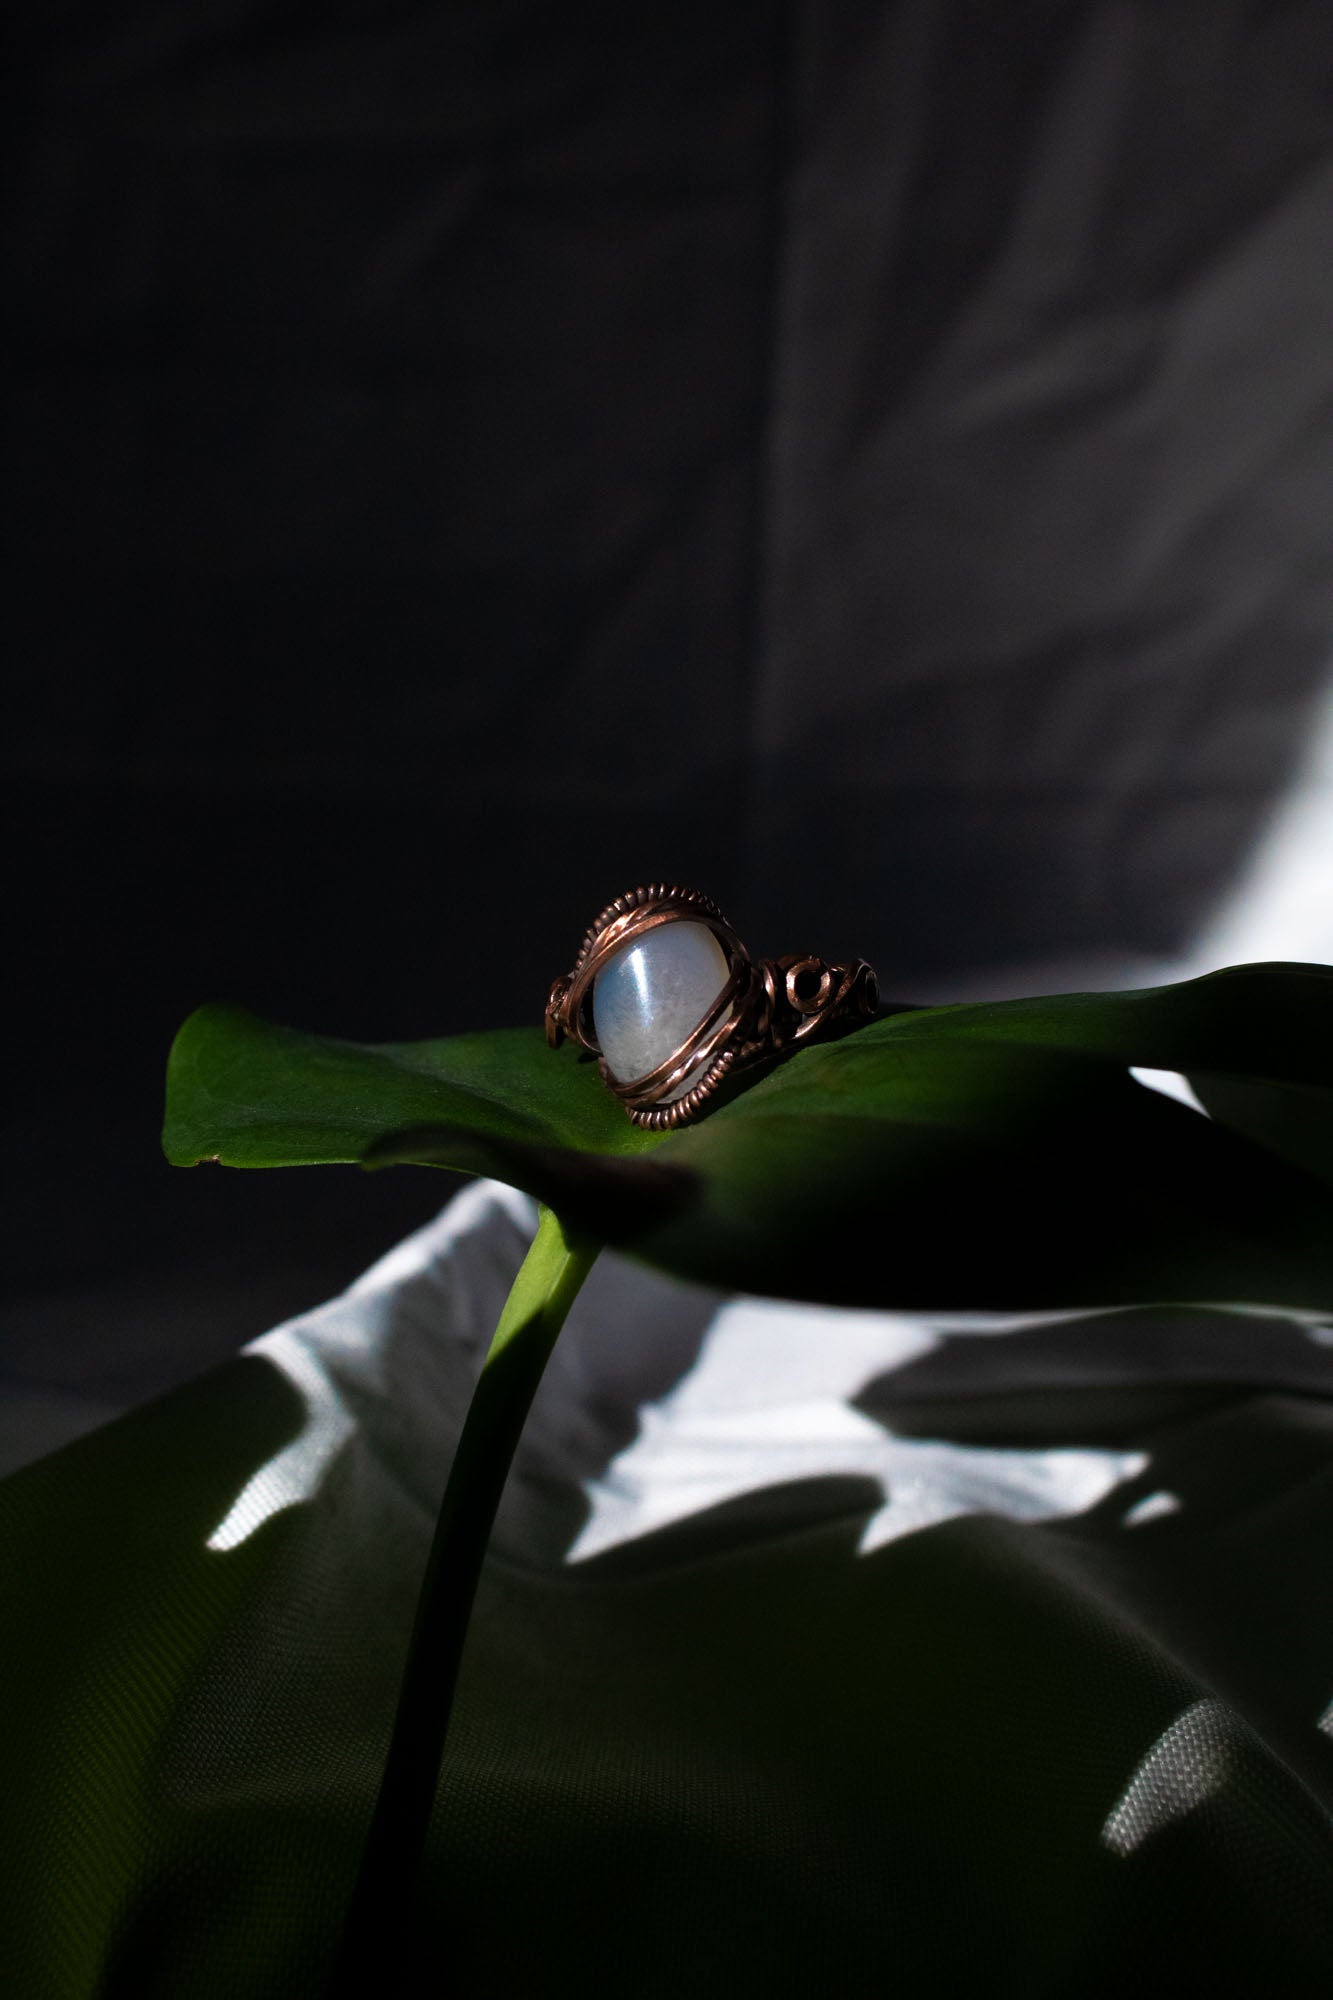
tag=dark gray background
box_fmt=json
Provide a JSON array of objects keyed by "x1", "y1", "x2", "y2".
[{"x1": 7, "y1": 2, "x2": 1333, "y2": 1426}]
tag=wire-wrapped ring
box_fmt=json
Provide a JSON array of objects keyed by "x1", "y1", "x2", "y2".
[{"x1": 545, "y1": 884, "x2": 879, "y2": 1129}]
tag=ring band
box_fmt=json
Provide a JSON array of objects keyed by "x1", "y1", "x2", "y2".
[{"x1": 545, "y1": 884, "x2": 879, "y2": 1129}]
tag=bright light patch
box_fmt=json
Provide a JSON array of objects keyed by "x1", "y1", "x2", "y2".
[
  {"x1": 1101, "y1": 1699, "x2": 1233, "y2": 1856},
  {"x1": 205, "y1": 1179, "x2": 534, "y2": 1553},
  {"x1": 1122, "y1": 1489, "x2": 1182, "y2": 1528},
  {"x1": 1129, "y1": 1069, "x2": 1209, "y2": 1114},
  {"x1": 856, "y1": 1442, "x2": 1147, "y2": 1554},
  {"x1": 206, "y1": 1330, "x2": 356, "y2": 1552},
  {"x1": 1190, "y1": 673, "x2": 1333, "y2": 971},
  {"x1": 564, "y1": 1296, "x2": 1147, "y2": 1564}
]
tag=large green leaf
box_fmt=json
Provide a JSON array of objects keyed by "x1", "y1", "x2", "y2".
[
  {"x1": 163, "y1": 1003, "x2": 658, "y2": 1166},
  {"x1": 1188, "y1": 1075, "x2": 1333, "y2": 1193},
  {"x1": 164, "y1": 967, "x2": 1333, "y2": 1312},
  {"x1": 865, "y1": 960, "x2": 1333, "y2": 1083}
]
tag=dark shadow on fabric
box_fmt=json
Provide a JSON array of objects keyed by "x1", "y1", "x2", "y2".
[{"x1": 413, "y1": 1464, "x2": 1333, "y2": 1996}]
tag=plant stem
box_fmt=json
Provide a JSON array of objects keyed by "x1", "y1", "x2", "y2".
[{"x1": 328, "y1": 1203, "x2": 599, "y2": 1997}]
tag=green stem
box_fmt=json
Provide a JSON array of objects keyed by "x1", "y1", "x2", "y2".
[{"x1": 328, "y1": 1204, "x2": 599, "y2": 1997}]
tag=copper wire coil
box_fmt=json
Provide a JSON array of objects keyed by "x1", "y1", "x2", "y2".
[{"x1": 546, "y1": 884, "x2": 878, "y2": 1128}]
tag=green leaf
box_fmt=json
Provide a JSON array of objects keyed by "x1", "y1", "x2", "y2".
[
  {"x1": 163, "y1": 1003, "x2": 658, "y2": 1169},
  {"x1": 871, "y1": 960, "x2": 1333, "y2": 1083},
  {"x1": 164, "y1": 967, "x2": 1333, "y2": 1313},
  {"x1": 872, "y1": 959, "x2": 1333, "y2": 1205},
  {"x1": 1188, "y1": 1074, "x2": 1333, "y2": 1193}
]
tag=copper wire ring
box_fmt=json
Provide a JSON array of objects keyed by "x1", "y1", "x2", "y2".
[{"x1": 545, "y1": 884, "x2": 880, "y2": 1129}]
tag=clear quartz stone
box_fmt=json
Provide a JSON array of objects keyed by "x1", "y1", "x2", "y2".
[{"x1": 593, "y1": 920, "x2": 730, "y2": 1089}]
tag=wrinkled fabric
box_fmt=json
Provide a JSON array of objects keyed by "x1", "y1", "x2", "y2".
[{"x1": 3, "y1": 1180, "x2": 1333, "y2": 1995}]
